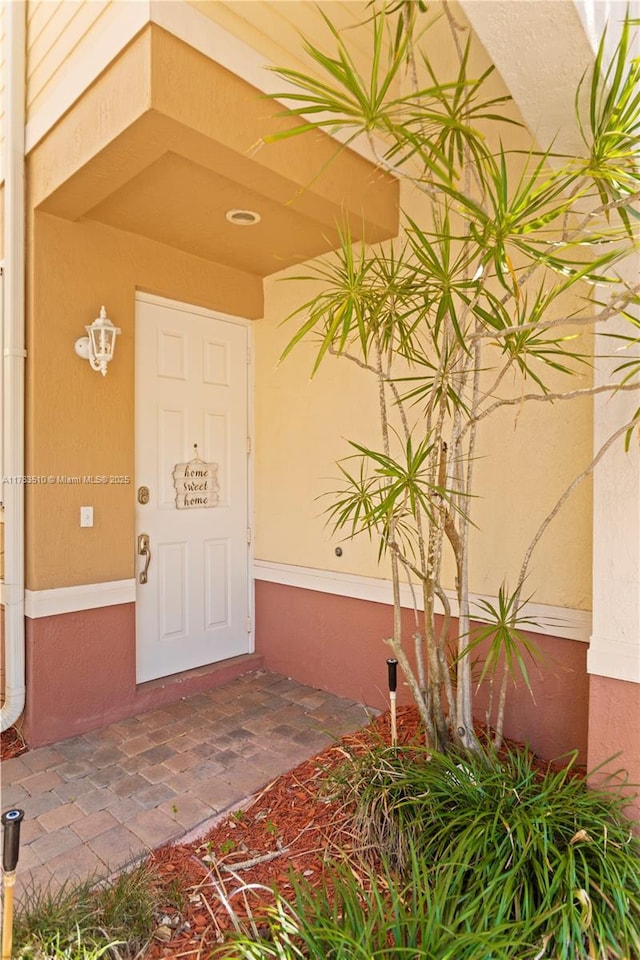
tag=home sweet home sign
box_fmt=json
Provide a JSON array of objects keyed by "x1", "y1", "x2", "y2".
[{"x1": 172, "y1": 448, "x2": 220, "y2": 509}]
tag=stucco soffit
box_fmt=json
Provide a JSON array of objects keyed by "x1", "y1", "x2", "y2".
[{"x1": 29, "y1": 26, "x2": 399, "y2": 277}]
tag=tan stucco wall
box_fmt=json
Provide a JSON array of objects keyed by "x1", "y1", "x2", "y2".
[
  {"x1": 251, "y1": 2, "x2": 593, "y2": 613},
  {"x1": 255, "y1": 266, "x2": 382, "y2": 576},
  {"x1": 23, "y1": 7, "x2": 397, "y2": 596},
  {"x1": 25, "y1": 212, "x2": 262, "y2": 591},
  {"x1": 470, "y1": 358, "x2": 592, "y2": 609},
  {"x1": 24, "y1": 1, "x2": 593, "y2": 613},
  {"x1": 254, "y1": 260, "x2": 593, "y2": 612}
]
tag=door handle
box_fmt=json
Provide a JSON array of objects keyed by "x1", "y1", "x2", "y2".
[{"x1": 138, "y1": 533, "x2": 151, "y2": 584}]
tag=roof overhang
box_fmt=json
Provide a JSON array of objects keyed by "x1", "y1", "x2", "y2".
[{"x1": 29, "y1": 24, "x2": 399, "y2": 277}]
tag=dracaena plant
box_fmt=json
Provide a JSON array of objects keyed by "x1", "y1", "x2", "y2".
[{"x1": 269, "y1": 3, "x2": 640, "y2": 754}]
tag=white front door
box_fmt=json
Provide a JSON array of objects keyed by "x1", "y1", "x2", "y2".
[{"x1": 135, "y1": 294, "x2": 251, "y2": 683}]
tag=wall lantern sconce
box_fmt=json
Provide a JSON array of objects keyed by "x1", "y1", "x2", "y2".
[{"x1": 74, "y1": 306, "x2": 121, "y2": 376}]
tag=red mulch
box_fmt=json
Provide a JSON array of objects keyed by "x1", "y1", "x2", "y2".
[
  {"x1": 144, "y1": 719, "x2": 388, "y2": 957},
  {"x1": 0, "y1": 707, "x2": 583, "y2": 956},
  {"x1": 0, "y1": 724, "x2": 28, "y2": 761},
  {"x1": 140, "y1": 708, "x2": 582, "y2": 958}
]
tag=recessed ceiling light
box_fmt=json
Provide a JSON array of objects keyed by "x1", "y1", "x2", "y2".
[{"x1": 225, "y1": 209, "x2": 261, "y2": 226}]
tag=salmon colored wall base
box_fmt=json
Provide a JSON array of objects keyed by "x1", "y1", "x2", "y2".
[
  {"x1": 471, "y1": 631, "x2": 589, "y2": 762},
  {"x1": 23, "y1": 582, "x2": 594, "y2": 763},
  {"x1": 587, "y1": 674, "x2": 640, "y2": 824},
  {"x1": 23, "y1": 604, "x2": 263, "y2": 747},
  {"x1": 255, "y1": 581, "x2": 589, "y2": 762}
]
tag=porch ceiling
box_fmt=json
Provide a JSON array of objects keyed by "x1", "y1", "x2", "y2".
[{"x1": 31, "y1": 25, "x2": 399, "y2": 278}]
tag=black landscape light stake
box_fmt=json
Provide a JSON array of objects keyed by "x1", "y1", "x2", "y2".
[
  {"x1": 386, "y1": 658, "x2": 398, "y2": 746},
  {"x1": 2, "y1": 808, "x2": 24, "y2": 960}
]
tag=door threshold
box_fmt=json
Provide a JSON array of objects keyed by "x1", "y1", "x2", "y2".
[{"x1": 133, "y1": 653, "x2": 264, "y2": 714}]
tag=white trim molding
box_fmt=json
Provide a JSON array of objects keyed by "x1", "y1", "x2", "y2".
[
  {"x1": 587, "y1": 637, "x2": 640, "y2": 685},
  {"x1": 16, "y1": 563, "x2": 593, "y2": 643},
  {"x1": 24, "y1": 579, "x2": 136, "y2": 619},
  {"x1": 254, "y1": 560, "x2": 592, "y2": 643}
]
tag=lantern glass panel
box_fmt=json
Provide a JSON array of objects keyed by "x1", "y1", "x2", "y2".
[{"x1": 88, "y1": 322, "x2": 113, "y2": 360}]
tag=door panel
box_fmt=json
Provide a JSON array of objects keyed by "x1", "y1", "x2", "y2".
[
  {"x1": 135, "y1": 295, "x2": 251, "y2": 683},
  {"x1": 204, "y1": 538, "x2": 230, "y2": 628}
]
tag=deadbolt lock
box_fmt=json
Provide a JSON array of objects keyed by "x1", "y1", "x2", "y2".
[{"x1": 137, "y1": 485, "x2": 150, "y2": 505}]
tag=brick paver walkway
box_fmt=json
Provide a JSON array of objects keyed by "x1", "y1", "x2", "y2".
[{"x1": 1, "y1": 671, "x2": 373, "y2": 900}]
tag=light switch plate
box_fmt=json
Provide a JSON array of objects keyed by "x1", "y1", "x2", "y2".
[{"x1": 80, "y1": 506, "x2": 93, "y2": 527}]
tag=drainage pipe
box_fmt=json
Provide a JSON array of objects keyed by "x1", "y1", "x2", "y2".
[{"x1": 1, "y1": 0, "x2": 27, "y2": 732}]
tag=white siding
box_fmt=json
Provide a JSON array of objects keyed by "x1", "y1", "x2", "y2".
[
  {"x1": 187, "y1": 1, "x2": 375, "y2": 80},
  {"x1": 25, "y1": 0, "x2": 150, "y2": 149},
  {"x1": 27, "y1": 1, "x2": 110, "y2": 117}
]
